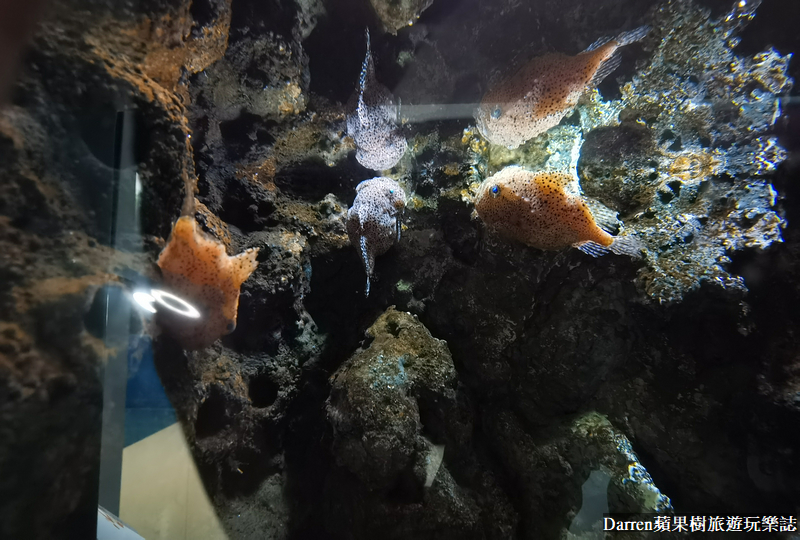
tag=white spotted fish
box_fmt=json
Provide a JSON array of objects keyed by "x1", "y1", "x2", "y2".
[
  {"x1": 346, "y1": 29, "x2": 407, "y2": 171},
  {"x1": 347, "y1": 177, "x2": 406, "y2": 296},
  {"x1": 475, "y1": 26, "x2": 651, "y2": 149},
  {"x1": 474, "y1": 166, "x2": 642, "y2": 258}
]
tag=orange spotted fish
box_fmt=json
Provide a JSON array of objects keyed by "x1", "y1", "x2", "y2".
[
  {"x1": 157, "y1": 216, "x2": 259, "y2": 349},
  {"x1": 474, "y1": 166, "x2": 642, "y2": 258},
  {"x1": 475, "y1": 26, "x2": 650, "y2": 149}
]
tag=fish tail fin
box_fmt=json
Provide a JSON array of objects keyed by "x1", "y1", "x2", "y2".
[
  {"x1": 588, "y1": 25, "x2": 650, "y2": 86},
  {"x1": 586, "y1": 199, "x2": 620, "y2": 234},
  {"x1": 360, "y1": 235, "x2": 373, "y2": 296},
  {"x1": 357, "y1": 28, "x2": 373, "y2": 121},
  {"x1": 584, "y1": 25, "x2": 649, "y2": 52},
  {"x1": 584, "y1": 35, "x2": 613, "y2": 52},
  {"x1": 576, "y1": 241, "x2": 609, "y2": 258},
  {"x1": 396, "y1": 216, "x2": 402, "y2": 243},
  {"x1": 577, "y1": 236, "x2": 645, "y2": 259},
  {"x1": 609, "y1": 235, "x2": 645, "y2": 259},
  {"x1": 614, "y1": 25, "x2": 651, "y2": 47},
  {"x1": 590, "y1": 50, "x2": 623, "y2": 86},
  {"x1": 359, "y1": 28, "x2": 372, "y2": 96}
]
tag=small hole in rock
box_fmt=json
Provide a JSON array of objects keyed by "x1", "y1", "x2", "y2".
[
  {"x1": 195, "y1": 386, "x2": 230, "y2": 438},
  {"x1": 714, "y1": 173, "x2": 735, "y2": 183},
  {"x1": 658, "y1": 189, "x2": 674, "y2": 204},
  {"x1": 249, "y1": 373, "x2": 279, "y2": 408},
  {"x1": 386, "y1": 318, "x2": 402, "y2": 337}
]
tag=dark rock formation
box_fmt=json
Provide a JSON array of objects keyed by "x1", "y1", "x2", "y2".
[{"x1": 325, "y1": 307, "x2": 516, "y2": 538}]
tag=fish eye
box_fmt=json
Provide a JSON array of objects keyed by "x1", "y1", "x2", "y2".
[
  {"x1": 490, "y1": 185, "x2": 500, "y2": 197},
  {"x1": 389, "y1": 189, "x2": 394, "y2": 194},
  {"x1": 226, "y1": 320, "x2": 236, "y2": 333},
  {"x1": 491, "y1": 106, "x2": 501, "y2": 119}
]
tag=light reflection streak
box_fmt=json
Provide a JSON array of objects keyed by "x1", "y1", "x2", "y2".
[{"x1": 132, "y1": 288, "x2": 201, "y2": 319}]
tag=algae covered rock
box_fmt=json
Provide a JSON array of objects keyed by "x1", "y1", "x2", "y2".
[
  {"x1": 487, "y1": 411, "x2": 673, "y2": 539},
  {"x1": 368, "y1": 0, "x2": 433, "y2": 34},
  {"x1": 578, "y1": 122, "x2": 660, "y2": 214},
  {"x1": 324, "y1": 307, "x2": 516, "y2": 539},
  {"x1": 326, "y1": 307, "x2": 456, "y2": 491}
]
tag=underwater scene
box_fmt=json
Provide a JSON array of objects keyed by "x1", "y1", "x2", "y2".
[{"x1": 2, "y1": 0, "x2": 800, "y2": 538}]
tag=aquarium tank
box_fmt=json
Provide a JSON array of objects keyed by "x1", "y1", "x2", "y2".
[{"x1": 2, "y1": 0, "x2": 800, "y2": 538}]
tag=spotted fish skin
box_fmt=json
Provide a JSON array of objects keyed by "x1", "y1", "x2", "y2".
[
  {"x1": 475, "y1": 26, "x2": 650, "y2": 149},
  {"x1": 157, "y1": 216, "x2": 259, "y2": 349},
  {"x1": 474, "y1": 166, "x2": 641, "y2": 258},
  {"x1": 347, "y1": 177, "x2": 406, "y2": 296},
  {"x1": 346, "y1": 29, "x2": 407, "y2": 171}
]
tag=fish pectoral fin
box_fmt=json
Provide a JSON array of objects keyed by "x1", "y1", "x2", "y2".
[{"x1": 575, "y1": 241, "x2": 610, "y2": 258}]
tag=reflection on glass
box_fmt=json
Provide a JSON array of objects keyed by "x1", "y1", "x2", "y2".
[{"x1": 131, "y1": 289, "x2": 201, "y2": 319}]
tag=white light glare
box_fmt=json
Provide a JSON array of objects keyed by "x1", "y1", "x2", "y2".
[
  {"x1": 132, "y1": 291, "x2": 157, "y2": 313},
  {"x1": 132, "y1": 288, "x2": 201, "y2": 319}
]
